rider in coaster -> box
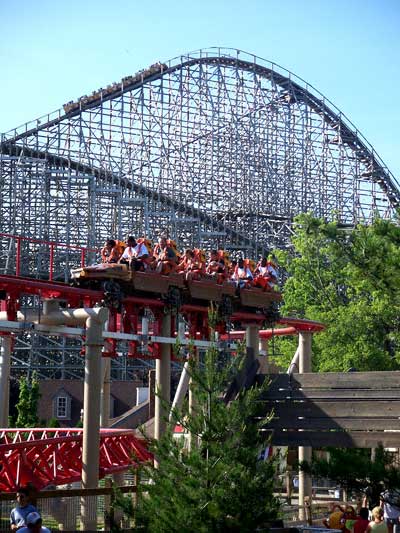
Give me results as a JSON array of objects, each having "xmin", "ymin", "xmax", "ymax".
[
  {"xmin": 119, "ymin": 236, "xmax": 149, "ymax": 271},
  {"xmin": 253, "ymin": 257, "xmax": 273, "ymax": 290},
  {"xmin": 232, "ymin": 257, "xmax": 253, "ymax": 289},
  {"xmin": 206, "ymin": 250, "xmax": 226, "ymax": 283},
  {"xmin": 153, "ymin": 237, "xmax": 177, "ymax": 274},
  {"xmin": 266, "ymin": 256, "xmax": 279, "ymax": 286},
  {"xmin": 101, "ymin": 239, "xmax": 121, "ymax": 263}
]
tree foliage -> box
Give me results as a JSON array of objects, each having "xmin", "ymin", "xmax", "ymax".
[
  {"xmin": 274, "ymin": 213, "xmax": 400, "ymax": 372},
  {"xmin": 15, "ymin": 373, "xmax": 41, "ymax": 428},
  {"xmin": 116, "ymin": 346, "xmax": 280, "ymax": 532},
  {"xmin": 301, "ymin": 446, "xmax": 400, "ymax": 505}
]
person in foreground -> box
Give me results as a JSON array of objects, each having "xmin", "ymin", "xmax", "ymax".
[
  {"xmin": 366, "ymin": 506, "xmax": 388, "ymax": 533},
  {"xmin": 353, "ymin": 507, "xmax": 370, "ymax": 533},
  {"xmin": 17, "ymin": 512, "xmax": 51, "ymax": 533},
  {"xmin": 10, "ymin": 488, "xmax": 38, "ymax": 530}
]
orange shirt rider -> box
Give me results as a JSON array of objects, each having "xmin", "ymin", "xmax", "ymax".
[{"xmin": 154, "ymin": 237, "xmax": 177, "ymax": 274}]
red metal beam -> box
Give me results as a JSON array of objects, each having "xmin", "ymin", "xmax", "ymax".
[
  {"xmin": 0, "ymin": 428, "xmax": 152, "ymax": 492},
  {"xmin": 0, "ymin": 275, "xmax": 103, "ymax": 300}
]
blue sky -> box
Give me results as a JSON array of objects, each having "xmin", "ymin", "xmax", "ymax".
[{"xmin": 1, "ymin": 0, "xmax": 399, "ymax": 179}]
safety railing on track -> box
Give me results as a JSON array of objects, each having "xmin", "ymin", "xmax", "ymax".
[
  {"xmin": 0, "ymin": 428, "xmax": 152, "ymax": 492},
  {"xmin": 0, "ymin": 233, "xmax": 98, "ymax": 281}
]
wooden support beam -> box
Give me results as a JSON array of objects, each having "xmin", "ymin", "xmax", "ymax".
[
  {"xmin": 265, "ymin": 371, "xmax": 400, "ymax": 390},
  {"xmin": 264, "ymin": 389, "xmax": 400, "ymax": 400},
  {"xmin": 264, "ymin": 416, "xmax": 400, "ymax": 431},
  {"xmin": 267, "ymin": 430, "xmax": 400, "ymax": 448},
  {"xmin": 262, "ymin": 400, "xmax": 400, "ymax": 418}
]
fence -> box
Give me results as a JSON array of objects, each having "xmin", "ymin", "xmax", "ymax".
[
  {"xmin": 0, "ymin": 232, "xmax": 97, "ymax": 281},
  {"xmin": 0, "ymin": 484, "xmax": 137, "ymax": 532}
]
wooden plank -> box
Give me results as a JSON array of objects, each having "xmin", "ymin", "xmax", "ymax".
[
  {"xmin": 263, "ymin": 389, "xmax": 400, "ymax": 400},
  {"xmin": 262, "ymin": 400, "xmax": 400, "ymax": 418},
  {"xmin": 264, "ymin": 416, "xmax": 400, "ymax": 431},
  {"xmin": 267, "ymin": 430, "xmax": 400, "ymax": 448},
  {"xmin": 265, "ymin": 372, "xmax": 400, "ymax": 391}
]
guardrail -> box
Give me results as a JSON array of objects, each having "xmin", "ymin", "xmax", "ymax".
[
  {"xmin": 0, "ymin": 484, "xmax": 137, "ymax": 531},
  {"xmin": 0, "ymin": 232, "xmax": 97, "ymax": 280}
]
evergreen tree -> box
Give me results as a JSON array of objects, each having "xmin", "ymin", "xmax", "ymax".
[
  {"xmin": 301, "ymin": 446, "xmax": 400, "ymax": 505},
  {"xmin": 15, "ymin": 373, "xmax": 41, "ymax": 428},
  {"xmin": 115, "ymin": 344, "xmax": 280, "ymax": 532}
]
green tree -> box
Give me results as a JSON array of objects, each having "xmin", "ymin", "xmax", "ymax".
[
  {"xmin": 301, "ymin": 446, "xmax": 400, "ymax": 505},
  {"xmin": 274, "ymin": 213, "xmax": 400, "ymax": 372},
  {"xmin": 115, "ymin": 345, "xmax": 280, "ymax": 532},
  {"xmin": 15, "ymin": 373, "xmax": 41, "ymax": 428},
  {"xmin": 47, "ymin": 417, "xmax": 60, "ymax": 428}
]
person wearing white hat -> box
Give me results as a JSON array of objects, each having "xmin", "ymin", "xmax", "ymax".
[{"xmin": 17, "ymin": 512, "xmax": 51, "ymax": 533}]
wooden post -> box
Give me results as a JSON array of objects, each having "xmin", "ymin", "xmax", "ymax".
[
  {"xmin": 286, "ymin": 468, "xmax": 292, "ymax": 504},
  {"xmin": 104, "ymin": 478, "xmax": 113, "ymax": 530}
]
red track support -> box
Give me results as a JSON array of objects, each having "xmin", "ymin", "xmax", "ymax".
[{"xmin": 0, "ymin": 428, "xmax": 152, "ymax": 492}]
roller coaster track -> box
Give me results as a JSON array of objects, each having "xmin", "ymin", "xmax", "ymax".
[
  {"xmin": 0, "ymin": 428, "xmax": 152, "ymax": 492},
  {"xmin": 0, "ymin": 142, "xmax": 267, "ymax": 254},
  {"xmin": 2, "ymin": 51, "xmax": 399, "ymax": 207}
]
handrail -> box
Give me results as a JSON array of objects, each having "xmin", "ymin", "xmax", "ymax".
[{"xmin": 0, "ymin": 232, "xmax": 97, "ymax": 279}]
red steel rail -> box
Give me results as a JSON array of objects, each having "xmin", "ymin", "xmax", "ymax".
[
  {"xmin": 0, "ymin": 232, "xmax": 96, "ymax": 280},
  {"xmin": 0, "ymin": 428, "xmax": 152, "ymax": 492}
]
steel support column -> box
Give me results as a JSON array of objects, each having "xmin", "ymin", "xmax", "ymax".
[
  {"xmin": 298, "ymin": 332, "xmax": 312, "ymax": 521},
  {"xmin": 154, "ymin": 313, "xmax": 171, "ymax": 441},
  {"xmin": 100, "ymin": 358, "xmax": 111, "ymax": 428},
  {"xmin": 245, "ymin": 325, "xmax": 259, "ymax": 359},
  {"xmin": 79, "ymin": 309, "xmax": 109, "ymax": 531}
]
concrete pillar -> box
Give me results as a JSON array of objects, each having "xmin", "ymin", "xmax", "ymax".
[
  {"xmin": 154, "ymin": 313, "xmax": 171, "ymax": 441},
  {"xmin": 0, "ymin": 336, "xmax": 12, "ymax": 427},
  {"xmin": 245, "ymin": 325, "xmax": 259, "ymax": 359},
  {"xmin": 298, "ymin": 332, "xmax": 313, "ymax": 521},
  {"xmin": 80, "ymin": 310, "xmax": 108, "ymax": 531},
  {"xmin": 100, "ymin": 358, "xmax": 111, "ymax": 427}
]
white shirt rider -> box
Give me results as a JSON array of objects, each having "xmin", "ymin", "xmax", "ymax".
[{"xmin": 121, "ymin": 243, "xmax": 148, "ymax": 261}]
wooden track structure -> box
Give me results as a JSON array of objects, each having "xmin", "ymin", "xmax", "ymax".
[{"xmin": 260, "ymin": 371, "xmax": 400, "ymax": 448}]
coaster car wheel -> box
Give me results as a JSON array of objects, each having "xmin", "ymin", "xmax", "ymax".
[
  {"xmin": 102, "ymin": 280, "xmax": 124, "ymax": 310},
  {"xmin": 262, "ymin": 301, "xmax": 280, "ymax": 325},
  {"xmin": 163, "ymin": 286, "xmax": 182, "ymax": 312}
]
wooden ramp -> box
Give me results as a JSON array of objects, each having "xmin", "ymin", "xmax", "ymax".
[{"xmin": 260, "ymin": 371, "xmax": 400, "ymax": 447}]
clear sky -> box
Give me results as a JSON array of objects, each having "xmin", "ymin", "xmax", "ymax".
[{"xmin": 1, "ymin": 0, "xmax": 399, "ymax": 179}]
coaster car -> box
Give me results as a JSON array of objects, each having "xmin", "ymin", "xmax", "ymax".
[{"xmin": 70, "ymin": 263, "xmax": 282, "ymax": 313}]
